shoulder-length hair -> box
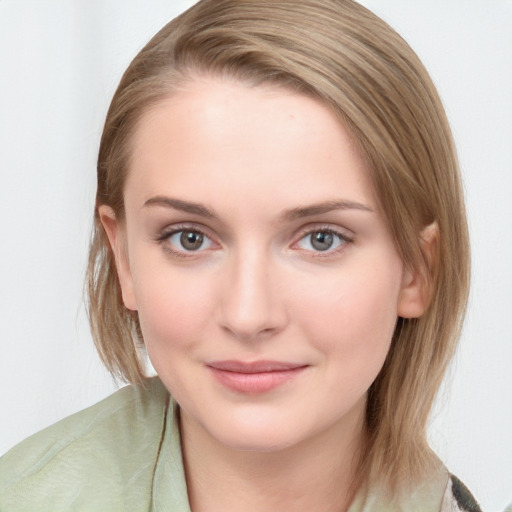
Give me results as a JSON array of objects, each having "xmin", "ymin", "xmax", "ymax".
[{"xmin": 87, "ymin": 0, "xmax": 470, "ymax": 497}]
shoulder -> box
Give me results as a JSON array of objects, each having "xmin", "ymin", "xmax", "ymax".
[
  {"xmin": 440, "ymin": 474, "xmax": 483, "ymax": 512},
  {"xmin": 0, "ymin": 377, "xmax": 170, "ymax": 512}
]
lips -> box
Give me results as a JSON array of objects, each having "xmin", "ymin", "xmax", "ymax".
[
  {"xmin": 208, "ymin": 360, "xmax": 306, "ymax": 373},
  {"xmin": 207, "ymin": 360, "xmax": 308, "ymax": 394}
]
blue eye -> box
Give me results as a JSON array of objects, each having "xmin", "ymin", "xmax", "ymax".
[
  {"xmin": 167, "ymin": 230, "xmax": 213, "ymax": 252},
  {"xmin": 296, "ymin": 230, "xmax": 347, "ymax": 252}
]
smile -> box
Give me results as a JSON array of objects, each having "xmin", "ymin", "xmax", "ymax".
[{"xmin": 207, "ymin": 360, "xmax": 308, "ymax": 394}]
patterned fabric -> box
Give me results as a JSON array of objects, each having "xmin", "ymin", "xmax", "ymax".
[
  {"xmin": 0, "ymin": 379, "xmax": 190, "ymax": 512},
  {"xmin": 440, "ymin": 475, "xmax": 482, "ymax": 512},
  {"xmin": 0, "ymin": 378, "xmax": 482, "ymax": 512}
]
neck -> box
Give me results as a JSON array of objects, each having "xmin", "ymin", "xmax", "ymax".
[{"xmin": 179, "ymin": 405, "xmax": 366, "ymax": 512}]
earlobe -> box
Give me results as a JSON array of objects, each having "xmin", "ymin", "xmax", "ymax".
[
  {"xmin": 98, "ymin": 205, "xmax": 138, "ymax": 311},
  {"xmin": 397, "ymin": 222, "xmax": 438, "ymax": 319}
]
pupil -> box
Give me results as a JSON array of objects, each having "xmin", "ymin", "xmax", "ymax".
[
  {"xmin": 311, "ymin": 231, "xmax": 333, "ymax": 251},
  {"xmin": 180, "ymin": 231, "xmax": 203, "ymax": 250}
]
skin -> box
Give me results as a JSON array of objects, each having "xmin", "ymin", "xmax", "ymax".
[{"xmin": 100, "ymin": 77, "xmax": 427, "ymax": 512}]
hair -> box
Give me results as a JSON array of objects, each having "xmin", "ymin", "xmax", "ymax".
[{"xmin": 87, "ymin": 0, "xmax": 470, "ymax": 499}]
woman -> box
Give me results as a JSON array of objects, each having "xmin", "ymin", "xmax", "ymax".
[{"xmin": 0, "ymin": 1, "xmax": 483, "ymax": 510}]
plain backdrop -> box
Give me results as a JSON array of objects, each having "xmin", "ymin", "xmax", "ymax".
[{"xmin": 0, "ymin": 1, "xmax": 511, "ymax": 510}]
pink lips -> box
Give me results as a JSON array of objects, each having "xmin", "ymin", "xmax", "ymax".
[{"xmin": 207, "ymin": 360, "xmax": 308, "ymax": 394}]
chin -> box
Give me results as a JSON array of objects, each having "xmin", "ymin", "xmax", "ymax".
[
  {"xmin": 199, "ymin": 408, "xmax": 314, "ymax": 454},
  {"xmin": 213, "ymin": 428, "xmax": 302, "ymax": 454}
]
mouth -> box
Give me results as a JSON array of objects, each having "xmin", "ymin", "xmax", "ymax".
[{"xmin": 206, "ymin": 360, "xmax": 308, "ymax": 394}]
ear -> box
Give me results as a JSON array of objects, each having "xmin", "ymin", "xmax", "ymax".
[
  {"xmin": 98, "ymin": 205, "xmax": 138, "ymax": 311},
  {"xmin": 397, "ymin": 222, "xmax": 438, "ymax": 319}
]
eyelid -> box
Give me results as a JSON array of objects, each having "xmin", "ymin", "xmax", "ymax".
[
  {"xmin": 292, "ymin": 222, "xmax": 354, "ymax": 240},
  {"xmin": 290, "ymin": 223, "xmax": 354, "ymax": 255},
  {"xmin": 155, "ymin": 220, "xmax": 215, "ymax": 238},
  {"xmin": 153, "ymin": 222, "xmax": 353, "ymax": 258},
  {"xmin": 155, "ymin": 222, "xmax": 220, "ymax": 256}
]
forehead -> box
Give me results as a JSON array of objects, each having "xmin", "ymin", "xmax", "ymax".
[{"xmin": 125, "ymin": 78, "xmax": 376, "ymax": 215}]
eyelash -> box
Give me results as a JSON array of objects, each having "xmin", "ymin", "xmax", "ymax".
[
  {"xmin": 292, "ymin": 225, "xmax": 354, "ymax": 258},
  {"xmin": 155, "ymin": 224, "xmax": 354, "ymax": 258},
  {"xmin": 155, "ymin": 224, "xmax": 217, "ymax": 258}
]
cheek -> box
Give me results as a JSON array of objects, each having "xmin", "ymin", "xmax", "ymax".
[
  {"xmin": 294, "ymin": 267, "xmax": 400, "ymax": 373},
  {"xmin": 130, "ymin": 260, "xmax": 216, "ymax": 354}
]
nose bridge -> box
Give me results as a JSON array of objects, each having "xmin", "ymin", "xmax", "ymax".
[{"xmin": 219, "ymin": 243, "xmax": 285, "ymax": 339}]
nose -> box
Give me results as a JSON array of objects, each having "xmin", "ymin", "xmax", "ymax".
[{"xmin": 218, "ymin": 249, "xmax": 288, "ymax": 340}]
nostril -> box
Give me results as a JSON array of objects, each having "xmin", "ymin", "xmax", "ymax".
[{"xmin": 221, "ymin": 322, "xmax": 279, "ymax": 341}]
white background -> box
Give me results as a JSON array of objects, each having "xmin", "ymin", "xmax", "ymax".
[{"xmin": 0, "ymin": 1, "xmax": 510, "ymax": 510}]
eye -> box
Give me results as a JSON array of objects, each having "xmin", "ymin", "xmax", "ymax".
[
  {"xmin": 295, "ymin": 229, "xmax": 350, "ymax": 253},
  {"xmin": 167, "ymin": 229, "xmax": 214, "ymax": 252}
]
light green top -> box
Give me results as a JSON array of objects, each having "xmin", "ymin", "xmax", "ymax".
[{"xmin": 0, "ymin": 378, "xmax": 453, "ymax": 512}]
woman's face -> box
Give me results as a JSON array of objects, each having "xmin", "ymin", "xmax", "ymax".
[{"xmin": 101, "ymin": 78, "xmax": 423, "ymax": 453}]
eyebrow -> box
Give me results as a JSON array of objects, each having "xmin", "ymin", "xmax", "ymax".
[
  {"xmin": 143, "ymin": 196, "xmax": 373, "ymax": 220},
  {"xmin": 281, "ymin": 199, "xmax": 373, "ymax": 221},
  {"xmin": 143, "ymin": 196, "xmax": 215, "ymax": 218}
]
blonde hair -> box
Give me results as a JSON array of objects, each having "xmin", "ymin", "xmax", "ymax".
[{"xmin": 87, "ymin": 0, "xmax": 470, "ymax": 497}]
